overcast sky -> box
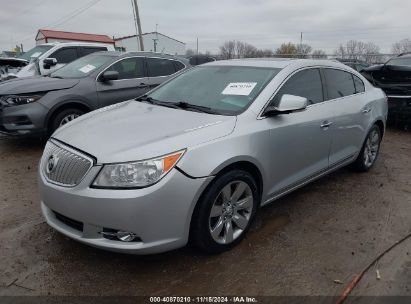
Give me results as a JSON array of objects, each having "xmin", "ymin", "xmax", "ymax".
[{"xmin": 0, "ymin": 0, "xmax": 410, "ymax": 54}]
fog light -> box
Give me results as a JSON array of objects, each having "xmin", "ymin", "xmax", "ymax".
[
  {"xmin": 100, "ymin": 230, "xmax": 139, "ymax": 242},
  {"xmin": 116, "ymin": 231, "xmax": 138, "ymax": 242}
]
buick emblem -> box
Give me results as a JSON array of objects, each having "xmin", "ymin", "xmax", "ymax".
[{"xmin": 46, "ymin": 155, "xmax": 58, "ymax": 174}]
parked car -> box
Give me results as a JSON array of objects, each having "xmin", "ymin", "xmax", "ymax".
[
  {"xmin": 188, "ymin": 54, "xmax": 217, "ymax": 66},
  {"xmin": 361, "ymin": 53, "xmax": 411, "ymax": 128},
  {"xmin": 0, "ymin": 57, "xmax": 29, "ymax": 82},
  {"xmin": 0, "ymin": 52, "xmax": 189, "ymax": 136},
  {"xmin": 0, "ymin": 42, "xmax": 115, "ymax": 81},
  {"xmin": 39, "ymin": 59, "xmax": 387, "ymax": 254},
  {"xmin": 337, "ymin": 59, "xmax": 369, "ymax": 72}
]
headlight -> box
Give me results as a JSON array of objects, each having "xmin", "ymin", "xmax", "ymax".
[
  {"xmin": 92, "ymin": 150, "xmax": 185, "ymax": 189},
  {"xmin": 1, "ymin": 94, "xmax": 43, "ymax": 106}
]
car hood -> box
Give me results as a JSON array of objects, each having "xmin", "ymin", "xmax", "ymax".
[
  {"xmin": 53, "ymin": 100, "xmax": 237, "ymax": 163},
  {"xmin": 362, "ymin": 64, "xmax": 384, "ymax": 72},
  {"xmin": 0, "ymin": 76, "xmax": 79, "ymax": 94}
]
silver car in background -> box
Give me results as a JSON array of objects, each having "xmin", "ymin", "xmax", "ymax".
[{"xmin": 39, "ymin": 59, "xmax": 387, "ymax": 254}]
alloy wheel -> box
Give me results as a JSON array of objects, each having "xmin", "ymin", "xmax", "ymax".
[
  {"xmin": 209, "ymin": 181, "xmax": 254, "ymax": 244},
  {"xmin": 363, "ymin": 128, "xmax": 380, "ymax": 168},
  {"xmin": 59, "ymin": 114, "xmax": 80, "ymax": 127}
]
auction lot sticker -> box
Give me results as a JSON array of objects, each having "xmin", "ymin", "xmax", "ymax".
[
  {"xmin": 79, "ymin": 64, "xmax": 96, "ymax": 73},
  {"xmin": 222, "ymin": 82, "xmax": 257, "ymax": 96}
]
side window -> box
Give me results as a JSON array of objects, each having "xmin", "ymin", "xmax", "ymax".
[
  {"xmin": 147, "ymin": 58, "xmax": 176, "ymax": 77},
  {"xmin": 106, "ymin": 57, "xmax": 145, "ymax": 80},
  {"xmin": 353, "ymin": 75, "xmax": 365, "ymax": 93},
  {"xmin": 273, "ymin": 69, "xmax": 324, "ymax": 105},
  {"xmin": 81, "ymin": 47, "xmax": 107, "ymax": 56},
  {"xmin": 174, "ymin": 60, "xmax": 185, "ymax": 72},
  {"xmin": 51, "ymin": 47, "xmax": 78, "ymax": 64},
  {"xmin": 323, "ymin": 69, "xmax": 356, "ymax": 100}
]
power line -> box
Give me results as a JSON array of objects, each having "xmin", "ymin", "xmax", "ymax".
[{"xmin": 14, "ymin": 0, "xmax": 103, "ymax": 43}]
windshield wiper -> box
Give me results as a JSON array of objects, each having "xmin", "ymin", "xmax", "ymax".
[
  {"xmin": 170, "ymin": 101, "xmax": 219, "ymax": 114},
  {"xmin": 50, "ymin": 75, "xmax": 63, "ymax": 79},
  {"xmin": 135, "ymin": 96, "xmax": 180, "ymax": 109}
]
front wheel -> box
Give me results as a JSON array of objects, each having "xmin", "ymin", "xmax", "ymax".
[
  {"xmin": 50, "ymin": 108, "xmax": 85, "ymax": 134},
  {"xmin": 352, "ymin": 125, "xmax": 381, "ymax": 172},
  {"xmin": 190, "ymin": 170, "xmax": 259, "ymax": 254}
]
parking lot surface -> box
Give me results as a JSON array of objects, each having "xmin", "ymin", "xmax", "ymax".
[{"xmin": 0, "ymin": 129, "xmax": 410, "ymax": 297}]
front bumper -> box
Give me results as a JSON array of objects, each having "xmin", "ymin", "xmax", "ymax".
[
  {"xmin": 0, "ymin": 102, "xmax": 48, "ymax": 136},
  {"xmin": 39, "ymin": 164, "xmax": 213, "ymax": 254}
]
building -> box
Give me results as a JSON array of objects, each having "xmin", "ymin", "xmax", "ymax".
[
  {"xmin": 114, "ymin": 32, "xmax": 185, "ymax": 55},
  {"xmin": 35, "ymin": 29, "xmax": 115, "ymax": 46}
]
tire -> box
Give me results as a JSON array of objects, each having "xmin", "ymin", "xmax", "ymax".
[
  {"xmin": 190, "ymin": 169, "xmax": 259, "ymax": 254},
  {"xmin": 351, "ymin": 125, "xmax": 382, "ymax": 172},
  {"xmin": 50, "ymin": 108, "xmax": 85, "ymax": 134}
]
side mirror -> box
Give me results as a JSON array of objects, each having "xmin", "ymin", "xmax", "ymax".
[
  {"xmin": 43, "ymin": 58, "xmax": 57, "ymax": 69},
  {"xmin": 100, "ymin": 71, "xmax": 119, "ymax": 82},
  {"xmin": 264, "ymin": 94, "xmax": 308, "ymax": 116}
]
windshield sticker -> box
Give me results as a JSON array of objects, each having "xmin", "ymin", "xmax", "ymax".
[
  {"xmin": 30, "ymin": 52, "xmax": 42, "ymax": 58},
  {"xmin": 79, "ymin": 64, "xmax": 96, "ymax": 73},
  {"xmin": 221, "ymin": 82, "xmax": 257, "ymax": 96}
]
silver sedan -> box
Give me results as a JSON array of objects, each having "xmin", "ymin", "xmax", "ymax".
[{"xmin": 39, "ymin": 58, "xmax": 387, "ymax": 254}]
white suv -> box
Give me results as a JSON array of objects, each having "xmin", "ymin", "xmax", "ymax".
[{"xmin": 9, "ymin": 42, "xmax": 115, "ymax": 79}]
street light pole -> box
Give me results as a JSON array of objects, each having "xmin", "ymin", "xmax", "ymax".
[{"xmin": 132, "ymin": 0, "xmax": 144, "ymax": 51}]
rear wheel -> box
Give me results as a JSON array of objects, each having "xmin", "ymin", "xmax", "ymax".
[
  {"xmin": 352, "ymin": 125, "xmax": 381, "ymax": 172},
  {"xmin": 50, "ymin": 108, "xmax": 85, "ymax": 134},
  {"xmin": 190, "ymin": 170, "xmax": 259, "ymax": 254}
]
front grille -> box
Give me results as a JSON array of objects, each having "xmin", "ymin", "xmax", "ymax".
[
  {"xmin": 53, "ymin": 211, "xmax": 84, "ymax": 232},
  {"xmin": 41, "ymin": 140, "xmax": 94, "ymax": 187}
]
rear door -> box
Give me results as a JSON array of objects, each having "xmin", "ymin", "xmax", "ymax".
[
  {"xmin": 96, "ymin": 56, "xmax": 149, "ymax": 107},
  {"xmin": 322, "ymin": 68, "xmax": 370, "ymax": 165},
  {"xmin": 263, "ymin": 68, "xmax": 334, "ymax": 197},
  {"xmin": 145, "ymin": 57, "xmax": 185, "ymax": 89}
]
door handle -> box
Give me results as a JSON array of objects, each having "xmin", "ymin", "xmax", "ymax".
[
  {"xmin": 362, "ymin": 108, "xmax": 371, "ymax": 114},
  {"xmin": 320, "ymin": 121, "xmax": 333, "ymax": 129},
  {"xmin": 138, "ymin": 83, "xmax": 149, "ymax": 88}
]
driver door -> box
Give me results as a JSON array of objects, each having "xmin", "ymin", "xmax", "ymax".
[
  {"xmin": 96, "ymin": 56, "xmax": 149, "ymax": 108},
  {"xmin": 263, "ymin": 68, "xmax": 335, "ymax": 197}
]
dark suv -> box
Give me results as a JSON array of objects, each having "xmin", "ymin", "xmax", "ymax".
[
  {"xmin": 337, "ymin": 59, "xmax": 369, "ymax": 72},
  {"xmin": 361, "ymin": 53, "xmax": 411, "ymax": 128},
  {"xmin": 0, "ymin": 52, "xmax": 189, "ymax": 136}
]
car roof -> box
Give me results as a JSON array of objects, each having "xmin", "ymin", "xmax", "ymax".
[
  {"xmin": 39, "ymin": 42, "xmax": 113, "ymax": 47},
  {"xmin": 203, "ymin": 58, "xmax": 350, "ymax": 70}
]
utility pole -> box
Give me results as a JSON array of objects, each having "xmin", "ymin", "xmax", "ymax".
[
  {"xmin": 153, "ymin": 23, "xmax": 158, "ymax": 52},
  {"xmin": 196, "ymin": 37, "xmax": 199, "ymax": 55},
  {"xmin": 300, "ymin": 32, "xmax": 303, "ymax": 58},
  {"xmin": 131, "ymin": 0, "xmax": 144, "ymax": 51}
]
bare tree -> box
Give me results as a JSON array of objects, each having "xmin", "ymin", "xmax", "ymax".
[
  {"xmin": 334, "ymin": 40, "xmax": 381, "ymax": 63},
  {"xmin": 392, "ymin": 39, "xmax": 411, "ymax": 55},
  {"xmin": 312, "ymin": 49, "xmax": 327, "ymax": 59},
  {"xmin": 296, "ymin": 43, "xmax": 312, "ymax": 58},
  {"xmin": 219, "ymin": 41, "xmax": 236, "ymax": 59},
  {"xmin": 275, "ymin": 42, "xmax": 298, "ymax": 57}
]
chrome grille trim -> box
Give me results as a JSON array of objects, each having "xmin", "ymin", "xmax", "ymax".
[{"xmin": 41, "ymin": 140, "xmax": 94, "ymax": 187}]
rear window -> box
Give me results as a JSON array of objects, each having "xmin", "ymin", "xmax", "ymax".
[
  {"xmin": 353, "ymin": 75, "xmax": 365, "ymax": 93},
  {"xmin": 147, "ymin": 58, "xmax": 176, "ymax": 77},
  {"xmin": 323, "ymin": 69, "xmax": 356, "ymax": 100}
]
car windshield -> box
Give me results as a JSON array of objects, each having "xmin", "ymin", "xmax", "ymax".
[
  {"xmin": 147, "ymin": 65, "xmax": 280, "ymax": 115},
  {"xmin": 50, "ymin": 54, "xmax": 115, "ymax": 79},
  {"xmin": 386, "ymin": 57, "xmax": 411, "ymax": 67},
  {"xmin": 17, "ymin": 45, "xmax": 53, "ymax": 62}
]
